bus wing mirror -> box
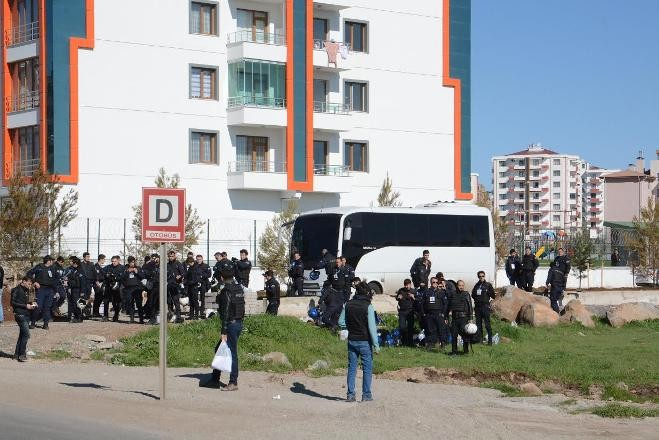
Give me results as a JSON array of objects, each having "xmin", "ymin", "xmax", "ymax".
[{"xmin": 343, "ymin": 227, "xmax": 352, "ymax": 241}]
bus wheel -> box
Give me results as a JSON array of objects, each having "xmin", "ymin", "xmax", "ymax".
[{"xmin": 368, "ymin": 282, "xmax": 383, "ymax": 296}]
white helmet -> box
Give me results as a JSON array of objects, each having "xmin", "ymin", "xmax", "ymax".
[
  {"xmin": 141, "ymin": 278, "xmax": 148, "ymax": 287},
  {"xmin": 179, "ymin": 296, "xmax": 189, "ymax": 306},
  {"xmin": 464, "ymin": 323, "xmax": 478, "ymax": 335},
  {"xmin": 112, "ymin": 282, "xmax": 120, "ymax": 291}
]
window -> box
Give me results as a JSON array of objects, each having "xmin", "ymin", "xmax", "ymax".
[
  {"xmin": 533, "ymin": 215, "xmax": 540, "ymax": 222},
  {"xmin": 190, "ymin": 66, "xmax": 217, "ymax": 99},
  {"xmin": 228, "ymin": 60, "xmax": 285, "ymax": 107},
  {"xmin": 517, "ymin": 193, "xmax": 524, "ymax": 200},
  {"xmin": 553, "ymin": 182, "xmax": 560, "ymax": 188},
  {"xmin": 591, "ymin": 202, "xmax": 596, "ymax": 208},
  {"xmin": 499, "ymin": 160, "xmax": 506, "ymax": 167},
  {"xmin": 499, "ymin": 194, "xmax": 507, "ymax": 200},
  {"xmin": 569, "ymin": 193, "xmax": 577, "ymax": 200},
  {"xmin": 344, "ymin": 142, "xmax": 367, "ymax": 172},
  {"xmin": 532, "ymin": 170, "xmax": 539, "ymax": 177},
  {"xmin": 533, "ymin": 182, "xmax": 539, "ymax": 188},
  {"xmin": 344, "ymin": 21, "xmax": 367, "ymax": 52},
  {"xmin": 313, "ymin": 18, "xmax": 328, "ymax": 47},
  {"xmin": 237, "ymin": 8, "xmax": 269, "ymax": 43},
  {"xmin": 190, "ymin": 2, "xmax": 217, "ymax": 35},
  {"xmin": 517, "ymin": 182, "xmax": 524, "ymax": 188},
  {"xmin": 570, "ymin": 182, "xmax": 576, "ymax": 188},
  {"xmin": 518, "ymin": 171, "xmax": 524, "ymax": 177},
  {"xmin": 553, "ymin": 159, "xmax": 560, "ymax": 165},
  {"xmin": 532, "ymin": 193, "xmax": 539, "ymax": 199},
  {"xmin": 553, "ymin": 170, "xmax": 560, "ymax": 177},
  {"xmin": 532, "ymin": 159, "xmax": 541, "ymax": 166},
  {"xmin": 591, "ymin": 222, "xmax": 596, "ymax": 228},
  {"xmin": 498, "ymin": 183, "xmax": 506, "ymax": 189},
  {"xmin": 313, "ymin": 140, "xmax": 329, "ymax": 174},
  {"xmin": 313, "ymin": 79, "xmax": 328, "ymax": 108},
  {"xmin": 344, "ymin": 81, "xmax": 368, "ymax": 112},
  {"xmin": 553, "ymin": 204, "xmax": 560, "ymax": 210},
  {"xmin": 189, "ymin": 131, "xmax": 218, "ymax": 164},
  {"xmin": 590, "ymin": 193, "xmax": 596, "ymax": 198},
  {"xmin": 553, "ymin": 215, "xmax": 560, "ymax": 222},
  {"xmin": 236, "ymin": 135, "xmax": 269, "ymax": 171},
  {"xmin": 553, "ymin": 193, "xmax": 560, "ymax": 199},
  {"xmin": 498, "ymin": 172, "xmax": 505, "ymax": 178},
  {"xmin": 533, "ymin": 204, "xmax": 540, "ymax": 210}
]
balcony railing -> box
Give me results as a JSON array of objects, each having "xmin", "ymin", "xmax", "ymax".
[
  {"xmin": 313, "ymin": 39, "xmax": 350, "ymax": 51},
  {"xmin": 6, "ymin": 91, "xmax": 40, "ymax": 112},
  {"xmin": 5, "ymin": 21, "xmax": 39, "ymax": 47},
  {"xmin": 226, "ymin": 29, "xmax": 285, "ymax": 46},
  {"xmin": 313, "ymin": 101, "xmax": 351, "ymax": 114},
  {"xmin": 227, "ymin": 96, "xmax": 286, "ymax": 109},
  {"xmin": 13, "ymin": 158, "xmax": 40, "ymax": 176},
  {"xmin": 313, "ymin": 164, "xmax": 350, "ymax": 176},
  {"xmin": 228, "ymin": 160, "xmax": 287, "ymax": 173}
]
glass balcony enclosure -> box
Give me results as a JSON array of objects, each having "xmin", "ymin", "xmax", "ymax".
[{"xmin": 228, "ymin": 60, "xmax": 285, "ymax": 108}]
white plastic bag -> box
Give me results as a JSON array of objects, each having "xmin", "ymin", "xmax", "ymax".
[{"xmin": 211, "ymin": 341, "xmax": 232, "ymax": 372}]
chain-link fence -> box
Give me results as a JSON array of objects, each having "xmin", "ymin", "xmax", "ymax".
[{"xmin": 55, "ymin": 217, "xmax": 269, "ymax": 265}]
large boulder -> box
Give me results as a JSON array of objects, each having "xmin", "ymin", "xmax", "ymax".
[
  {"xmin": 518, "ymin": 302, "xmax": 559, "ymax": 327},
  {"xmin": 491, "ymin": 286, "xmax": 550, "ymax": 322},
  {"xmin": 559, "ymin": 299, "xmax": 595, "ymax": 328},
  {"xmin": 606, "ymin": 302, "xmax": 659, "ymax": 328}
]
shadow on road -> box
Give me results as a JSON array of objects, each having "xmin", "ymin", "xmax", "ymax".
[
  {"xmin": 59, "ymin": 382, "xmax": 158, "ymax": 400},
  {"xmin": 177, "ymin": 372, "xmax": 226, "ymax": 388},
  {"xmin": 290, "ymin": 382, "xmax": 345, "ymax": 402},
  {"xmin": 0, "ymin": 351, "xmax": 15, "ymax": 359}
]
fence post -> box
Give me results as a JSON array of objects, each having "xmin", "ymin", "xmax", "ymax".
[
  {"xmin": 97, "ymin": 219, "xmax": 101, "ymax": 258},
  {"xmin": 206, "ymin": 219, "xmax": 210, "ymax": 263},
  {"xmin": 123, "ymin": 218, "xmax": 127, "ymax": 258},
  {"xmin": 253, "ymin": 220, "xmax": 257, "ymax": 267},
  {"xmin": 86, "ymin": 218, "xmax": 90, "ymax": 253},
  {"xmin": 57, "ymin": 225, "xmax": 61, "ymax": 256}
]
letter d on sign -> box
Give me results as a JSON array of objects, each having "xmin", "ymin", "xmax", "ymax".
[{"xmin": 156, "ymin": 199, "xmax": 173, "ymax": 223}]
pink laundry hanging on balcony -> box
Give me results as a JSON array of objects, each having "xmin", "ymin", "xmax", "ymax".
[{"xmin": 324, "ymin": 41, "xmax": 339, "ymax": 67}]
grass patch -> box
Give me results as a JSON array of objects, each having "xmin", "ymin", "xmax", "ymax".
[
  {"xmin": 45, "ymin": 349, "xmax": 71, "ymax": 361},
  {"xmin": 557, "ymin": 399, "xmax": 577, "ymax": 406},
  {"xmin": 112, "ymin": 315, "xmax": 659, "ymax": 402},
  {"xmin": 90, "ymin": 350, "xmax": 106, "ymax": 361},
  {"xmin": 480, "ymin": 381, "xmax": 525, "ymax": 397},
  {"xmin": 587, "ymin": 403, "xmax": 658, "ymax": 418}
]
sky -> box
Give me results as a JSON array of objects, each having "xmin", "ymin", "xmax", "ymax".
[{"xmin": 471, "ymin": 0, "xmax": 659, "ymax": 189}]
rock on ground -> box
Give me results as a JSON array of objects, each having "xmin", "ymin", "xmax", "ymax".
[
  {"xmin": 491, "ymin": 286, "xmax": 550, "ymax": 322},
  {"xmin": 262, "ymin": 352, "xmax": 292, "ymax": 368},
  {"xmin": 309, "ymin": 360, "xmax": 330, "ymax": 370},
  {"xmin": 84, "ymin": 334, "xmax": 106, "ymax": 343},
  {"xmin": 559, "ymin": 299, "xmax": 595, "ymax": 328},
  {"xmin": 519, "ymin": 382, "xmax": 543, "ymax": 396},
  {"xmin": 518, "ymin": 302, "xmax": 559, "ymax": 327},
  {"xmin": 606, "ymin": 302, "xmax": 659, "ymax": 327},
  {"xmin": 585, "ymin": 305, "xmax": 613, "ymax": 319}
]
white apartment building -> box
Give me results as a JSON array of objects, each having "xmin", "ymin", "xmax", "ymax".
[
  {"xmin": 0, "ymin": 0, "xmax": 473, "ymax": 243},
  {"xmin": 581, "ymin": 163, "xmax": 618, "ymax": 236},
  {"xmin": 492, "ymin": 144, "xmax": 585, "ymax": 237}
]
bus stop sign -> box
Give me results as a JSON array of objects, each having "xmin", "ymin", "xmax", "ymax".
[{"xmin": 142, "ymin": 188, "xmax": 186, "ymax": 243}]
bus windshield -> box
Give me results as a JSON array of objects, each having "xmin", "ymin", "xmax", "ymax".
[{"xmin": 291, "ymin": 214, "xmax": 341, "ymax": 269}]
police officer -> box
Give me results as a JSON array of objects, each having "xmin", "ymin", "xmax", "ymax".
[
  {"xmin": 505, "ymin": 249, "xmax": 522, "ymax": 288},
  {"xmin": 200, "ymin": 275, "xmax": 245, "ymax": 391},
  {"xmin": 520, "ymin": 247, "xmax": 539, "ymax": 292},
  {"xmin": 340, "ymin": 256, "xmax": 355, "ymax": 302},
  {"xmin": 213, "ymin": 252, "xmax": 235, "ymax": 288},
  {"xmin": 413, "ymin": 281, "xmax": 428, "ymax": 340},
  {"xmin": 410, "ymin": 250, "xmax": 432, "ymax": 289},
  {"xmin": 263, "ymin": 270, "xmax": 280, "ymax": 315},
  {"xmin": 315, "ymin": 249, "xmax": 335, "ymax": 277},
  {"xmin": 448, "ymin": 280, "xmax": 473, "ymax": 355},
  {"xmin": 67, "ymin": 257, "xmax": 86, "ymax": 323},
  {"xmin": 321, "ymin": 260, "xmax": 345, "ymax": 330},
  {"xmin": 234, "ymin": 249, "xmax": 252, "ymax": 288},
  {"xmin": 92, "ymin": 254, "xmax": 106, "ymax": 319},
  {"xmin": 27, "ymin": 255, "xmax": 57, "ymax": 330},
  {"xmin": 395, "ymin": 279, "xmax": 416, "ymax": 347},
  {"xmin": 102, "ymin": 255, "xmax": 125, "ymax": 322},
  {"xmin": 184, "ymin": 256, "xmax": 200, "ymax": 320},
  {"xmin": 195, "ymin": 255, "xmax": 212, "ymax": 317},
  {"xmin": 122, "ymin": 256, "xmax": 145, "ymax": 324},
  {"xmin": 288, "ymin": 252, "xmax": 304, "ymax": 297},
  {"xmin": 166, "ymin": 251, "xmax": 185, "ymax": 323},
  {"xmin": 52, "ymin": 256, "xmax": 68, "ymax": 318},
  {"xmin": 472, "ymin": 271, "xmax": 496, "ymax": 345},
  {"xmin": 11, "ymin": 277, "xmax": 36, "ymax": 362},
  {"xmin": 80, "ymin": 252, "xmax": 96, "ymax": 301},
  {"xmin": 143, "ymin": 253, "xmax": 160, "ymax": 325},
  {"xmin": 546, "ymin": 247, "xmax": 571, "ymax": 313},
  {"xmin": 423, "ymin": 277, "xmax": 449, "ymax": 350}
]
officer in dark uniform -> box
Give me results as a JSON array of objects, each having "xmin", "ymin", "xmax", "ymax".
[
  {"xmin": 102, "ymin": 256, "xmax": 125, "ymax": 322},
  {"xmin": 546, "ymin": 247, "xmax": 571, "ymax": 313},
  {"xmin": 234, "ymin": 249, "xmax": 252, "ymax": 288},
  {"xmin": 52, "ymin": 256, "xmax": 68, "ymax": 318},
  {"xmin": 27, "ymin": 255, "xmax": 57, "ymax": 330},
  {"xmin": 92, "ymin": 254, "xmax": 106, "ymax": 318},
  {"xmin": 410, "ymin": 250, "xmax": 432, "ymax": 289},
  {"xmin": 448, "ymin": 280, "xmax": 473, "ymax": 355},
  {"xmin": 471, "ymin": 271, "xmax": 496, "ymax": 345},
  {"xmin": 340, "ymin": 256, "xmax": 355, "ymax": 302},
  {"xmin": 505, "ymin": 249, "xmax": 522, "ymax": 288},
  {"xmin": 122, "ymin": 256, "xmax": 145, "ymax": 324},
  {"xmin": 200, "ymin": 276, "xmax": 245, "ymax": 391},
  {"xmin": 263, "ymin": 270, "xmax": 280, "ymax": 315},
  {"xmin": 195, "ymin": 255, "xmax": 212, "ymax": 317},
  {"xmin": 213, "ymin": 252, "xmax": 235, "ymax": 289},
  {"xmin": 315, "ymin": 249, "xmax": 335, "ymax": 277},
  {"xmin": 11, "ymin": 276, "xmax": 36, "ymax": 361},
  {"xmin": 184, "ymin": 256, "xmax": 200, "ymax": 320},
  {"xmin": 166, "ymin": 251, "xmax": 185, "ymax": 323},
  {"xmin": 423, "ymin": 277, "xmax": 449, "ymax": 350},
  {"xmin": 520, "ymin": 247, "xmax": 539, "ymax": 292},
  {"xmin": 321, "ymin": 260, "xmax": 345, "ymax": 330},
  {"xmin": 80, "ymin": 252, "xmax": 96, "ymax": 301},
  {"xmin": 66, "ymin": 257, "xmax": 86, "ymax": 323},
  {"xmin": 395, "ymin": 279, "xmax": 416, "ymax": 347},
  {"xmin": 143, "ymin": 253, "xmax": 160, "ymax": 325},
  {"xmin": 288, "ymin": 252, "xmax": 304, "ymax": 297}
]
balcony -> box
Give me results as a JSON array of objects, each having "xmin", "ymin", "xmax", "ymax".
[
  {"xmin": 226, "ymin": 96, "xmax": 287, "ymax": 127},
  {"xmin": 313, "ymin": 165, "xmax": 353, "ymax": 193},
  {"xmin": 589, "ymin": 197, "xmax": 601, "ymax": 203},
  {"xmin": 313, "ymin": 101, "xmax": 351, "ymax": 132},
  {"xmin": 513, "ymin": 164, "xmax": 526, "ymax": 170},
  {"xmin": 5, "ymin": 21, "xmax": 39, "ymax": 62},
  {"xmin": 589, "ymin": 207, "xmax": 602, "ymax": 213},
  {"xmin": 513, "ymin": 186, "xmax": 525, "ymax": 192},
  {"xmin": 589, "ymin": 178, "xmax": 600, "ymax": 185},
  {"xmin": 227, "ymin": 161, "xmax": 287, "ymax": 191},
  {"xmin": 529, "ymin": 186, "xmax": 542, "ymax": 192},
  {"xmin": 529, "ymin": 175, "xmax": 541, "ymax": 180},
  {"xmin": 226, "ymin": 30, "xmax": 286, "ymax": 63},
  {"xmin": 12, "ymin": 158, "xmax": 40, "ymax": 177},
  {"xmin": 313, "ymin": 41, "xmax": 352, "ymax": 72},
  {"xmin": 6, "ymin": 91, "xmax": 40, "ymax": 128},
  {"xmin": 513, "ymin": 175, "xmax": 526, "ymax": 181},
  {"xmin": 313, "ymin": 0, "xmax": 352, "ymax": 10}
]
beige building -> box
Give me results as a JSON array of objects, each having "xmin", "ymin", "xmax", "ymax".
[
  {"xmin": 603, "ymin": 169, "xmax": 655, "ymax": 222},
  {"xmin": 492, "ymin": 144, "xmax": 585, "ymax": 237}
]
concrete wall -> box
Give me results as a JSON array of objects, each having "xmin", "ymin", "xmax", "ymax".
[{"xmin": 494, "ymin": 266, "xmax": 636, "ymax": 289}]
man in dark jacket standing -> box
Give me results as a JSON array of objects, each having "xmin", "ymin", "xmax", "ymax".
[
  {"xmin": 27, "ymin": 255, "xmax": 57, "ymax": 330},
  {"xmin": 339, "ymin": 283, "xmax": 380, "ymax": 402},
  {"xmin": 471, "ymin": 271, "xmax": 496, "ymax": 345},
  {"xmin": 410, "ymin": 250, "xmax": 432, "ymax": 288},
  {"xmin": 122, "ymin": 256, "xmax": 145, "ymax": 324},
  {"xmin": 520, "ymin": 247, "xmax": 539, "ymax": 292},
  {"xmin": 395, "ymin": 279, "xmax": 415, "ymax": 347},
  {"xmin": 263, "ymin": 270, "xmax": 280, "ymax": 315},
  {"xmin": 11, "ymin": 277, "xmax": 36, "ymax": 361},
  {"xmin": 92, "ymin": 254, "xmax": 106, "ymax": 318},
  {"xmin": 195, "ymin": 254, "xmax": 211, "ymax": 316},
  {"xmin": 505, "ymin": 249, "xmax": 522, "ymax": 288},
  {"xmin": 102, "ymin": 256, "xmax": 125, "ymax": 322},
  {"xmin": 66, "ymin": 257, "xmax": 87, "ymax": 323},
  {"xmin": 546, "ymin": 247, "xmax": 571, "ymax": 313},
  {"xmin": 166, "ymin": 251, "xmax": 185, "ymax": 324},
  {"xmin": 423, "ymin": 277, "xmax": 448, "ymax": 350},
  {"xmin": 448, "ymin": 280, "xmax": 473, "ymax": 355},
  {"xmin": 288, "ymin": 252, "xmax": 304, "ymax": 297},
  {"xmin": 80, "ymin": 252, "xmax": 96, "ymax": 300},
  {"xmin": 234, "ymin": 250, "xmax": 252, "ymax": 288}
]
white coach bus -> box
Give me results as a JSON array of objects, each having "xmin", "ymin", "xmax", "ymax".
[{"xmin": 289, "ymin": 204, "xmax": 495, "ymax": 296}]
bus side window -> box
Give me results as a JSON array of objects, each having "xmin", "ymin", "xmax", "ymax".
[{"xmin": 429, "ymin": 215, "xmax": 458, "ymax": 247}]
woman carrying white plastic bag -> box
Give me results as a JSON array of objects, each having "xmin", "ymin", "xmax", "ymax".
[{"xmin": 211, "ymin": 341, "xmax": 232, "ymax": 372}]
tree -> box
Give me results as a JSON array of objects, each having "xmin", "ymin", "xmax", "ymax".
[
  {"xmin": 475, "ymin": 185, "xmax": 509, "ymax": 270},
  {"xmin": 124, "ymin": 168, "xmax": 204, "ymax": 256},
  {"xmin": 377, "ymin": 172, "xmax": 402, "ymax": 207},
  {"xmin": 569, "ymin": 228, "xmax": 594, "ymax": 290},
  {"xmin": 627, "ymin": 196, "xmax": 659, "ymax": 285},
  {"xmin": 257, "ymin": 201, "xmax": 298, "ymax": 282},
  {"xmin": 0, "ymin": 169, "xmax": 78, "ymax": 282}
]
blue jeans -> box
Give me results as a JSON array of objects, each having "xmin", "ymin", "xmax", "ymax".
[
  {"xmin": 347, "ymin": 340, "xmax": 373, "ymax": 400},
  {"xmin": 0, "ymin": 289, "xmax": 4, "ymax": 322},
  {"xmin": 32, "ymin": 286, "xmax": 55, "ymax": 326},
  {"xmin": 213, "ymin": 319, "xmax": 243, "ymax": 385},
  {"xmin": 15, "ymin": 314, "xmax": 30, "ymax": 357}
]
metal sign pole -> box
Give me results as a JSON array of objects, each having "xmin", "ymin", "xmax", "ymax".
[{"xmin": 159, "ymin": 242, "xmax": 167, "ymax": 400}]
